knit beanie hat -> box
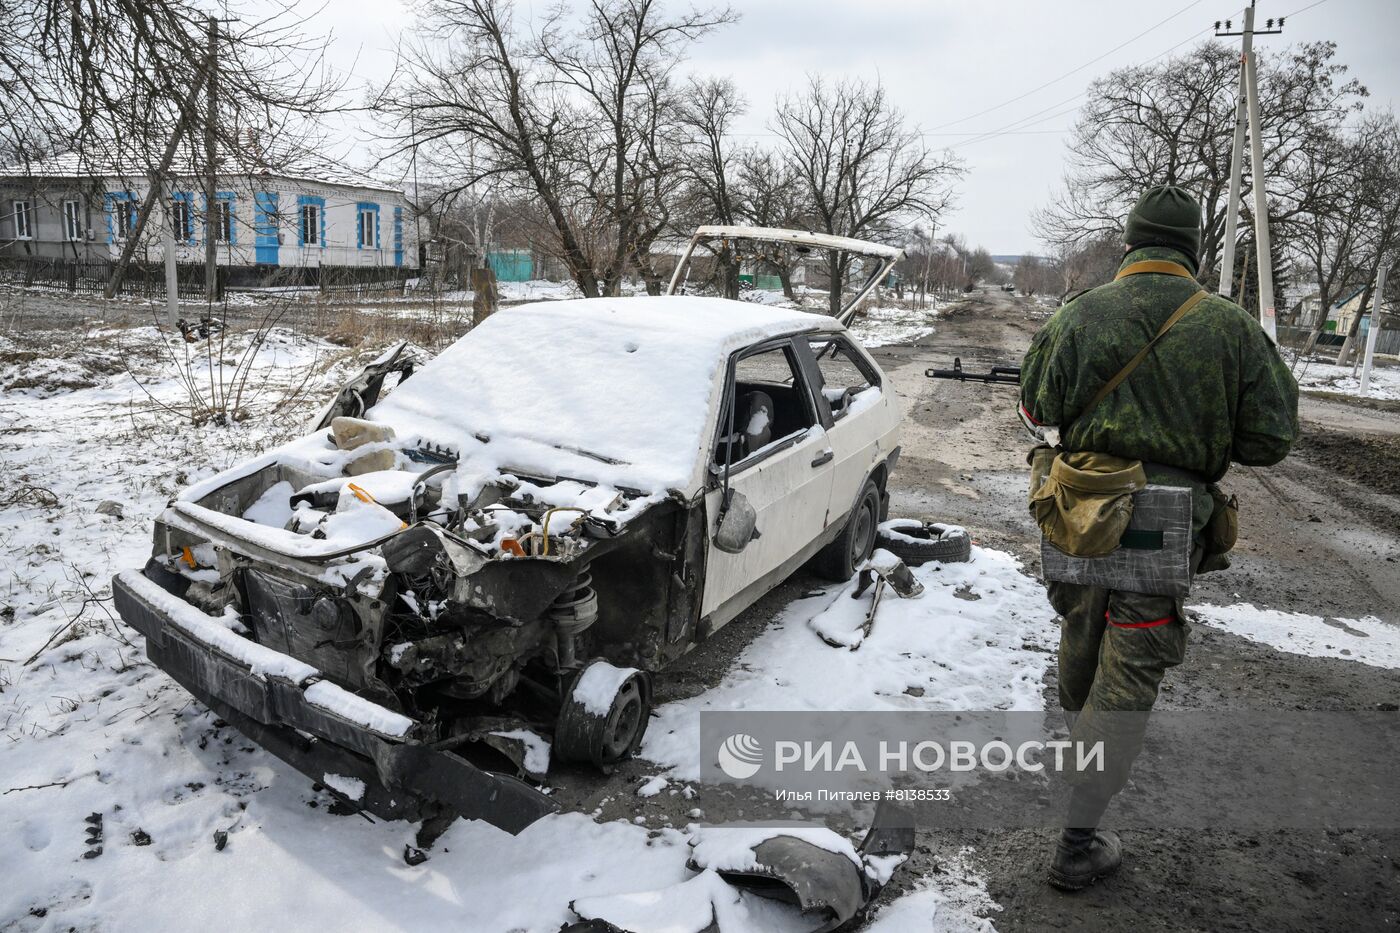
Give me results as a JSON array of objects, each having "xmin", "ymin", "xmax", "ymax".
[{"xmin": 1123, "ymin": 185, "xmax": 1202, "ymax": 262}]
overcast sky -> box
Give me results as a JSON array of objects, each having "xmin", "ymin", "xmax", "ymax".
[{"xmin": 319, "ymin": 0, "xmax": 1400, "ymax": 255}]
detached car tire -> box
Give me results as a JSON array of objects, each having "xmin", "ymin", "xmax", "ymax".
[
  {"xmin": 876, "ymin": 519, "xmax": 972, "ymax": 565},
  {"xmin": 812, "ymin": 479, "xmax": 881, "ymax": 582}
]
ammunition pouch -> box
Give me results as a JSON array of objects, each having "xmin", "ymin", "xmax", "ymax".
[
  {"xmin": 1198, "ymin": 484, "xmax": 1239, "ymax": 573},
  {"xmin": 1029, "ymin": 450, "xmax": 1148, "ymax": 558}
]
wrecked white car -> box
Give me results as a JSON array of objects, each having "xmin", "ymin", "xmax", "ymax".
[{"xmin": 113, "ymin": 227, "xmax": 905, "ymax": 837}]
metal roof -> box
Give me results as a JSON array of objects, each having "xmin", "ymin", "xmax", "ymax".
[
  {"xmin": 0, "ymin": 147, "xmax": 405, "ymax": 195},
  {"xmin": 692, "ymin": 225, "xmax": 905, "ymax": 261}
]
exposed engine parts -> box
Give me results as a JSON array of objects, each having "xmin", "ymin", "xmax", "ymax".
[{"xmin": 549, "ymin": 567, "xmax": 598, "ymax": 669}]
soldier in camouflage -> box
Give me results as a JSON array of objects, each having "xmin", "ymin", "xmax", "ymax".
[{"xmin": 1018, "ymin": 185, "xmax": 1299, "ymax": 890}]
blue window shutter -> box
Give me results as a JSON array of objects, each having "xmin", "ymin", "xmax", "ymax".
[{"xmin": 393, "ymin": 206, "xmax": 404, "ymax": 267}]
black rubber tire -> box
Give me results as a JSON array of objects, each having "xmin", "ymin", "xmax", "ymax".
[
  {"xmin": 554, "ymin": 663, "xmax": 653, "ymax": 770},
  {"xmin": 875, "ymin": 519, "xmax": 972, "ymax": 565},
  {"xmin": 811, "ymin": 479, "xmax": 881, "ymax": 582}
]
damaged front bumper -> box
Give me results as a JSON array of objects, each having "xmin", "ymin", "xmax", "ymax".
[{"xmin": 112, "ymin": 567, "xmax": 559, "ymax": 835}]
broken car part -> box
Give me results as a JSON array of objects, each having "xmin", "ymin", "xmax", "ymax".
[
  {"xmin": 685, "ymin": 803, "xmax": 916, "ymax": 932},
  {"xmin": 666, "ymin": 225, "xmax": 904, "ymax": 327},
  {"xmin": 811, "ymin": 550, "xmax": 924, "ymax": 649}
]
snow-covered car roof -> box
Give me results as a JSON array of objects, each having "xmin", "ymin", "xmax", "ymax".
[{"xmin": 368, "ymin": 296, "xmax": 842, "ymax": 496}]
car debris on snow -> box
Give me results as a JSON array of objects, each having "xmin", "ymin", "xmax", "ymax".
[{"xmin": 570, "ymin": 804, "xmax": 914, "ymax": 932}]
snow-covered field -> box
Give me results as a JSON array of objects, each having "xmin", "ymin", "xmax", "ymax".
[
  {"xmin": 0, "ymin": 320, "xmax": 1037, "ymax": 931},
  {"xmin": 1292, "ymin": 359, "xmax": 1400, "ymax": 401}
]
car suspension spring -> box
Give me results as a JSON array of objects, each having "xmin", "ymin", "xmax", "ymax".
[{"xmin": 549, "ymin": 568, "xmax": 598, "ymax": 669}]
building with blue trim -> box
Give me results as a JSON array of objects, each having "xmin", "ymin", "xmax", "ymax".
[{"xmin": 0, "ymin": 150, "xmax": 417, "ymax": 279}]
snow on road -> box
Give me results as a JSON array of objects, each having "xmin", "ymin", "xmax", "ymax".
[
  {"xmin": 1192, "ymin": 603, "xmax": 1400, "ymax": 669},
  {"xmin": 1, "ymin": 321, "xmax": 1038, "ymax": 930},
  {"xmin": 864, "ymin": 850, "xmax": 1000, "ymax": 933}
]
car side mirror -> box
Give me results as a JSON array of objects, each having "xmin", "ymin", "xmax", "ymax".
[{"xmin": 713, "ymin": 490, "xmax": 758, "ymax": 554}]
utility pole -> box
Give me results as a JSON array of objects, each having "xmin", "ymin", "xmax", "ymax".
[
  {"xmin": 204, "ymin": 16, "xmax": 219, "ymax": 302},
  {"xmin": 1215, "ymin": 5, "xmax": 1283, "ymax": 337},
  {"xmin": 1359, "ymin": 263, "xmax": 1389, "ymax": 397},
  {"xmin": 163, "ymin": 184, "xmax": 179, "ymax": 328}
]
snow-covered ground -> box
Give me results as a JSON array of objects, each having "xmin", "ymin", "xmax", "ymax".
[
  {"xmin": 847, "ymin": 302, "xmax": 940, "ymax": 348},
  {"xmin": 642, "ymin": 548, "xmax": 1057, "ymax": 781},
  {"xmin": 0, "ymin": 320, "xmax": 1033, "ymax": 930},
  {"xmin": 1292, "ymin": 359, "xmax": 1400, "ymax": 401},
  {"xmin": 1192, "ymin": 603, "xmax": 1400, "ymax": 669}
]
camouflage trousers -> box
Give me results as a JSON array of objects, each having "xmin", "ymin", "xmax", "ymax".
[{"xmin": 1045, "ymin": 570, "xmax": 1194, "ymax": 827}]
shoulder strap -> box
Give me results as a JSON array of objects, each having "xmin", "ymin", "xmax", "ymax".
[
  {"xmin": 1115, "ymin": 260, "xmax": 1196, "ymax": 281},
  {"xmin": 1077, "ymin": 288, "xmax": 1209, "ymax": 425}
]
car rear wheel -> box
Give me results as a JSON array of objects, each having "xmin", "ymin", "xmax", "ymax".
[{"xmin": 811, "ymin": 479, "xmax": 880, "ymax": 582}]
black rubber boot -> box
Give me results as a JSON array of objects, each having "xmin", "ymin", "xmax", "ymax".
[{"xmin": 1047, "ymin": 827, "xmax": 1123, "ymax": 891}]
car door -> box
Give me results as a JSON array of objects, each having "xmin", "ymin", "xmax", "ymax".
[
  {"xmin": 700, "ymin": 337, "xmax": 835, "ymax": 619},
  {"xmin": 805, "ymin": 332, "xmax": 899, "ymax": 527}
]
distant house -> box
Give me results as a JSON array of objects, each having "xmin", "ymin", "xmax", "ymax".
[
  {"xmin": 1291, "ymin": 291, "xmax": 1325, "ymax": 328},
  {"xmin": 0, "ymin": 149, "xmax": 417, "ymax": 282},
  {"xmin": 1331, "ymin": 287, "xmax": 1393, "ymax": 339},
  {"xmin": 1292, "ymin": 286, "xmax": 1390, "ymax": 332}
]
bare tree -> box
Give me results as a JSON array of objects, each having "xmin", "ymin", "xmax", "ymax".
[
  {"xmin": 1329, "ymin": 112, "xmax": 1400, "ymax": 363},
  {"xmin": 774, "ymin": 76, "xmax": 963, "ymax": 315},
  {"xmin": 677, "ymin": 77, "xmax": 746, "ymax": 227},
  {"xmin": 733, "ymin": 148, "xmax": 808, "ymax": 297},
  {"xmin": 1013, "ymin": 254, "xmax": 1061, "ymax": 298},
  {"xmin": 670, "ymin": 77, "xmax": 746, "ymax": 295},
  {"xmin": 380, "ymin": 0, "xmax": 733, "ymax": 298},
  {"xmin": 1034, "ymin": 41, "xmax": 1364, "ymax": 290}
]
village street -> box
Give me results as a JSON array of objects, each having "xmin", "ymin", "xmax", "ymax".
[{"xmin": 2, "ymin": 284, "xmax": 1398, "ymax": 930}]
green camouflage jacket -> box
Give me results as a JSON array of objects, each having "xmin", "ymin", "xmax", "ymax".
[{"xmin": 1020, "ymin": 246, "xmax": 1299, "ymax": 494}]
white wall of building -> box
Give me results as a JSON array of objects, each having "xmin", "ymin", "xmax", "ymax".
[{"xmin": 1, "ymin": 173, "xmax": 417, "ymax": 270}]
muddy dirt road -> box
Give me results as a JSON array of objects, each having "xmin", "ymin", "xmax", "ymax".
[{"xmin": 866, "ymin": 287, "xmax": 1400, "ymax": 931}]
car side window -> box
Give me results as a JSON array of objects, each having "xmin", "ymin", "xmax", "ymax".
[
  {"xmin": 714, "ymin": 342, "xmax": 817, "ymax": 469},
  {"xmin": 808, "ymin": 336, "xmax": 880, "ymax": 420}
]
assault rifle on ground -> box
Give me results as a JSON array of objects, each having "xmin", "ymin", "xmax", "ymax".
[{"xmin": 925, "ymin": 357, "xmax": 1020, "ymax": 385}]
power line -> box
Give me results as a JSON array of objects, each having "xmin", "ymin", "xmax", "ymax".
[
  {"xmin": 927, "ymin": 0, "xmax": 1206, "ymax": 131},
  {"xmin": 944, "ymin": 11, "xmax": 1241, "ymax": 152}
]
